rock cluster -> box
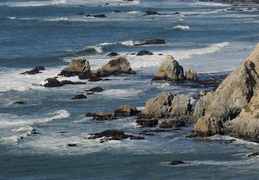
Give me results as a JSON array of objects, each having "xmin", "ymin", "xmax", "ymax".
[
  {"xmin": 152, "ymin": 55, "xmax": 197, "ymax": 81},
  {"xmin": 21, "ymin": 66, "xmax": 45, "ymax": 75},
  {"xmin": 190, "ymin": 43, "xmax": 259, "ymax": 138},
  {"xmin": 59, "ymin": 57, "xmax": 135, "ymax": 80}
]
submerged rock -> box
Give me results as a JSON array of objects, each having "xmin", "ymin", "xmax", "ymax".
[
  {"xmin": 145, "ymin": 10, "xmax": 162, "ymax": 15},
  {"xmin": 190, "ymin": 43, "xmax": 259, "ymax": 138},
  {"xmin": 168, "ymin": 160, "xmax": 186, "ymax": 166},
  {"xmin": 88, "ymin": 129, "xmax": 144, "ymax": 143},
  {"xmin": 114, "ymin": 105, "xmax": 140, "ymax": 117},
  {"xmin": 136, "ymin": 50, "xmax": 153, "ymax": 56},
  {"xmin": 134, "ymin": 38, "xmax": 166, "ymax": 46},
  {"xmin": 152, "ymin": 55, "xmax": 184, "ymax": 81},
  {"xmin": 71, "ymin": 94, "xmax": 87, "ymax": 100}
]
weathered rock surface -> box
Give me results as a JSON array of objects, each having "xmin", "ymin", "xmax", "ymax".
[
  {"xmin": 21, "ymin": 66, "xmax": 45, "ymax": 75},
  {"xmin": 152, "ymin": 55, "xmax": 184, "ymax": 81},
  {"xmin": 88, "ymin": 130, "xmax": 144, "ymax": 143},
  {"xmin": 160, "ymin": 119, "xmax": 187, "ymax": 129},
  {"xmin": 185, "ymin": 68, "xmax": 198, "ymax": 81},
  {"xmin": 114, "ymin": 105, "xmax": 140, "ymax": 117},
  {"xmin": 231, "ymin": 90, "xmax": 259, "ymax": 141},
  {"xmin": 139, "ymin": 92, "xmax": 192, "ymax": 119},
  {"xmin": 93, "ymin": 57, "xmax": 136, "ymax": 77},
  {"xmin": 191, "ymin": 43, "xmax": 259, "ymax": 137},
  {"xmin": 59, "ymin": 57, "xmax": 91, "ymax": 78},
  {"xmin": 93, "ymin": 112, "xmax": 116, "ymax": 120}
]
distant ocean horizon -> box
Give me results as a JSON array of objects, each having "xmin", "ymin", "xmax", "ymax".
[{"xmin": 0, "ymin": 0, "xmax": 259, "ymax": 179}]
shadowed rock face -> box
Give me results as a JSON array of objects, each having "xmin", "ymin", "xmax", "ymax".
[
  {"xmin": 190, "ymin": 43, "xmax": 259, "ymax": 137},
  {"xmin": 152, "ymin": 55, "xmax": 184, "ymax": 81}
]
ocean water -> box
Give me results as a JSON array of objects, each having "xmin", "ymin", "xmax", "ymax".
[{"xmin": 0, "ymin": 0, "xmax": 259, "ymax": 179}]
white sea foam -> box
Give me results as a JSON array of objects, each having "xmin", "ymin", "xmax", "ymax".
[
  {"xmin": 5, "ymin": 16, "xmax": 16, "ymax": 20},
  {"xmin": 172, "ymin": 25, "xmax": 190, "ymax": 30},
  {"xmin": 1, "ymin": 0, "xmax": 66, "ymax": 7},
  {"xmin": 43, "ymin": 17, "xmax": 69, "ymax": 22}
]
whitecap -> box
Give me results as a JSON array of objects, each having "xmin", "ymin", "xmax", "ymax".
[
  {"xmin": 1, "ymin": 0, "xmax": 66, "ymax": 7},
  {"xmin": 172, "ymin": 25, "xmax": 190, "ymax": 30}
]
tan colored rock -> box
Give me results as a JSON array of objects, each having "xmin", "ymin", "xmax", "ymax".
[
  {"xmin": 139, "ymin": 92, "xmax": 191, "ymax": 119},
  {"xmin": 231, "ymin": 90, "xmax": 259, "ymax": 140},
  {"xmin": 59, "ymin": 57, "xmax": 91, "ymax": 78},
  {"xmin": 185, "ymin": 68, "xmax": 198, "ymax": 81},
  {"xmin": 114, "ymin": 105, "xmax": 140, "ymax": 117},
  {"xmin": 152, "ymin": 55, "xmax": 184, "ymax": 81},
  {"xmin": 191, "ymin": 43, "xmax": 259, "ymax": 137}
]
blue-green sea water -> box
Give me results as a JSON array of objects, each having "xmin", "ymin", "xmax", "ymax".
[{"xmin": 0, "ymin": 0, "xmax": 259, "ymax": 179}]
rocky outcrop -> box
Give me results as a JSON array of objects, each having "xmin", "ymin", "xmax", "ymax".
[
  {"xmin": 185, "ymin": 68, "xmax": 198, "ymax": 81},
  {"xmin": 160, "ymin": 119, "xmax": 187, "ymax": 129},
  {"xmin": 88, "ymin": 130, "xmax": 144, "ymax": 143},
  {"xmin": 59, "ymin": 57, "xmax": 91, "ymax": 78},
  {"xmin": 21, "ymin": 66, "xmax": 45, "ymax": 75},
  {"xmin": 152, "ymin": 55, "xmax": 185, "ymax": 81},
  {"xmin": 92, "ymin": 57, "xmax": 136, "ymax": 77},
  {"xmin": 44, "ymin": 77, "xmax": 63, "ymax": 87},
  {"xmin": 231, "ymin": 90, "xmax": 259, "ymax": 141},
  {"xmin": 136, "ymin": 50, "xmax": 153, "ymax": 56},
  {"xmin": 136, "ymin": 119, "xmax": 158, "ymax": 127},
  {"xmin": 71, "ymin": 94, "xmax": 87, "ymax": 100},
  {"xmin": 93, "ymin": 112, "xmax": 116, "ymax": 120},
  {"xmin": 114, "ymin": 105, "xmax": 140, "ymax": 117},
  {"xmin": 139, "ymin": 92, "xmax": 192, "ymax": 119},
  {"xmin": 190, "ymin": 43, "xmax": 259, "ymax": 137},
  {"xmin": 168, "ymin": 160, "xmax": 186, "ymax": 166}
]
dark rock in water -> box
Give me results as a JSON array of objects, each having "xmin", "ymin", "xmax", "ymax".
[
  {"xmin": 87, "ymin": 86, "xmax": 105, "ymax": 92},
  {"xmin": 145, "ymin": 10, "xmax": 162, "ymax": 15},
  {"xmin": 169, "ymin": 160, "xmax": 186, "ymax": 166},
  {"xmin": 86, "ymin": 14, "xmax": 107, "ymax": 18},
  {"xmin": 88, "ymin": 129, "xmax": 144, "ymax": 143},
  {"xmin": 87, "ymin": 76, "xmax": 102, "ymax": 82},
  {"xmin": 136, "ymin": 50, "xmax": 153, "ymax": 56},
  {"xmin": 71, "ymin": 94, "xmax": 87, "ymax": 100},
  {"xmin": 44, "ymin": 78, "xmax": 63, "ymax": 87},
  {"xmin": 67, "ymin": 143, "xmax": 77, "ymax": 147},
  {"xmin": 113, "ymin": 10, "xmax": 122, "ymax": 13},
  {"xmin": 85, "ymin": 113, "xmax": 96, "ymax": 117},
  {"xmin": 248, "ymin": 152, "xmax": 259, "ymax": 157},
  {"xmin": 61, "ymin": 80, "xmax": 86, "ymax": 85},
  {"xmin": 107, "ymin": 52, "xmax": 119, "ymax": 57},
  {"xmin": 93, "ymin": 112, "xmax": 116, "ymax": 120},
  {"xmin": 136, "ymin": 119, "xmax": 158, "ymax": 127},
  {"xmin": 160, "ymin": 119, "xmax": 187, "ymax": 129},
  {"xmin": 130, "ymin": 136, "xmax": 145, "ymax": 140},
  {"xmin": 21, "ymin": 66, "xmax": 45, "ymax": 75},
  {"xmin": 135, "ymin": 38, "xmax": 166, "ymax": 46},
  {"xmin": 114, "ymin": 105, "xmax": 140, "ymax": 117},
  {"xmin": 14, "ymin": 101, "xmax": 26, "ymax": 104}
]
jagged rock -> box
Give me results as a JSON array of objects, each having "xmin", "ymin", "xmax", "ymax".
[
  {"xmin": 114, "ymin": 105, "xmax": 140, "ymax": 117},
  {"xmin": 190, "ymin": 43, "xmax": 259, "ymax": 137},
  {"xmin": 59, "ymin": 57, "xmax": 91, "ymax": 78},
  {"xmin": 168, "ymin": 160, "xmax": 186, "ymax": 166},
  {"xmin": 87, "ymin": 86, "xmax": 105, "ymax": 92},
  {"xmin": 136, "ymin": 50, "xmax": 153, "ymax": 56},
  {"xmin": 134, "ymin": 38, "xmax": 166, "ymax": 46},
  {"xmin": 44, "ymin": 77, "xmax": 63, "ymax": 87},
  {"xmin": 88, "ymin": 130, "xmax": 144, "ymax": 143},
  {"xmin": 231, "ymin": 90, "xmax": 259, "ymax": 141},
  {"xmin": 160, "ymin": 119, "xmax": 187, "ymax": 129},
  {"xmin": 93, "ymin": 112, "xmax": 116, "ymax": 120},
  {"xmin": 152, "ymin": 55, "xmax": 184, "ymax": 81},
  {"xmin": 97, "ymin": 57, "xmax": 136, "ymax": 76},
  {"xmin": 139, "ymin": 92, "xmax": 192, "ymax": 119},
  {"xmin": 21, "ymin": 66, "xmax": 45, "ymax": 75},
  {"xmin": 136, "ymin": 119, "xmax": 158, "ymax": 127},
  {"xmin": 185, "ymin": 68, "xmax": 198, "ymax": 81},
  {"xmin": 71, "ymin": 94, "xmax": 87, "ymax": 100}
]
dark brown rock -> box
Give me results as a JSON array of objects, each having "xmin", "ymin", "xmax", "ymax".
[
  {"xmin": 93, "ymin": 112, "xmax": 116, "ymax": 120},
  {"xmin": 145, "ymin": 10, "xmax": 162, "ymax": 15},
  {"xmin": 71, "ymin": 94, "xmax": 87, "ymax": 100},
  {"xmin": 107, "ymin": 52, "xmax": 119, "ymax": 57},
  {"xmin": 160, "ymin": 119, "xmax": 187, "ymax": 129},
  {"xmin": 248, "ymin": 152, "xmax": 259, "ymax": 157},
  {"xmin": 87, "ymin": 86, "xmax": 105, "ymax": 92},
  {"xmin": 14, "ymin": 101, "xmax": 26, "ymax": 104},
  {"xmin": 135, "ymin": 38, "xmax": 166, "ymax": 46},
  {"xmin": 61, "ymin": 80, "xmax": 86, "ymax": 85},
  {"xmin": 136, "ymin": 119, "xmax": 158, "ymax": 127},
  {"xmin": 21, "ymin": 66, "xmax": 45, "ymax": 75},
  {"xmin": 136, "ymin": 50, "xmax": 153, "ymax": 56},
  {"xmin": 169, "ymin": 160, "xmax": 186, "ymax": 166},
  {"xmin": 44, "ymin": 78, "xmax": 63, "ymax": 87}
]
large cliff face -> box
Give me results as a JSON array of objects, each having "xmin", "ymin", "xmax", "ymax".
[{"xmin": 191, "ymin": 43, "xmax": 259, "ymax": 137}]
